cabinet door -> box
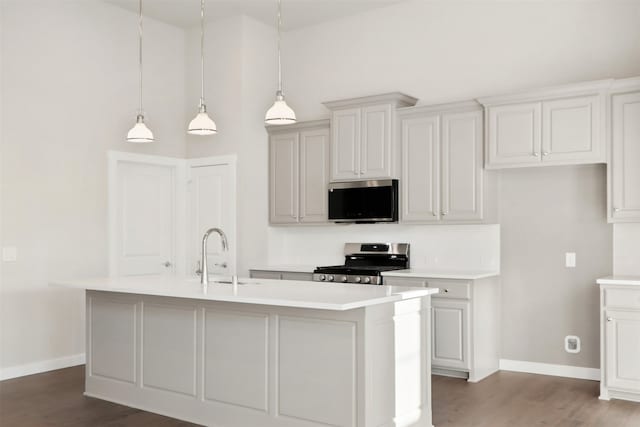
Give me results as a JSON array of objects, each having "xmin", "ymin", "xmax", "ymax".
[
  {"xmin": 361, "ymin": 104, "xmax": 392, "ymax": 179},
  {"xmin": 611, "ymin": 91, "xmax": 640, "ymax": 221},
  {"xmin": 269, "ymin": 133, "xmax": 299, "ymax": 224},
  {"xmin": 605, "ymin": 309, "xmax": 640, "ymax": 392},
  {"xmin": 331, "ymin": 108, "xmax": 361, "ymax": 181},
  {"xmin": 401, "ymin": 115, "xmax": 440, "ymax": 222},
  {"xmin": 300, "ymin": 128, "xmax": 330, "ymax": 223},
  {"xmin": 542, "ymin": 95, "xmax": 603, "ymax": 164},
  {"xmin": 441, "ymin": 110, "xmax": 483, "ymax": 222},
  {"xmin": 431, "ymin": 299, "xmax": 470, "ymax": 370},
  {"xmin": 486, "ymin": 102, "xmax": 542, "ymax": 168}
]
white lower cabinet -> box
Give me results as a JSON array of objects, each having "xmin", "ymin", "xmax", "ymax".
[
  {"xmin": 600, "ymin": 284, "xmax": 640, "ymax": 402},
  {"xmin": 383, "ymin": 275, "xmax": 500, "ymax": 382}
]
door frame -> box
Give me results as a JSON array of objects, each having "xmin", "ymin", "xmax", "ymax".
[
  {"xmin": 107, "ymin": 151, "xmax": 187, "ymax": 277},
  {"xmin": 185, "ymin": 155, "xmax": 238, "ymax": 278}
]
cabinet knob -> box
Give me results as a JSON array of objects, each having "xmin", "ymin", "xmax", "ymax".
[
  {"xmin": 432, "ymin": 212, "xmax": 438, "ymax": 217},
  {"xmin": 607, "ymin": 317, "xmax": 613, "ymax": 322},
  {"xmin": 532, "ymin": 152, "xmax": 539, "ymax": 157},
  {"xmin": 444, "ymin": 289, "xmax": 449, "ymax": 293},
  {"xmin": 614, "ymin": 208, "xmax": 621, "ymax": 213},
  {"xmin": 542, "ymin": 151, "xmax": 549, "ymax": 156},
  {"xmin": 162, "ymin": 261, "xmax": 172, "ymax": 268}
]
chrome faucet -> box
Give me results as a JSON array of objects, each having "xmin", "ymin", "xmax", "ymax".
[{"xmin": 200, "ymin": 228, "xmax": 228, "ymax": 286}]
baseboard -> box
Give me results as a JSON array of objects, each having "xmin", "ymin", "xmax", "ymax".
[
  {"xmin": 499, "ymin": 359, "xmax": 600, "ymax": 381},
  {"xmin": 0, "ymin": 353, "xmax": 85, "ymax": 381}
]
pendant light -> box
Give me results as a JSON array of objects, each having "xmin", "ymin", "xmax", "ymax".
[
  {"xmin": 188, "ymin": 0, "xmax": 217, "ymax": 135},
  {"xmin": 127, "ymin": 0, "xmax": 154, "ymax": 143},
  {"xmin": 265, "ymin": 0, "xmax": 296, "ymax": 125}
]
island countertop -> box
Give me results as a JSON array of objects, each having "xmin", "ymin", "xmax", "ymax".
[
  {"xmin": 597, "ymin": 276, "xmax": 640, "ymax": 286},
  {"xmin": 51, "ymin": 275, "xmax": 439, "ymax": 311}
]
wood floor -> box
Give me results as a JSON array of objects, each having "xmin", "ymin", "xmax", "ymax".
[{"xmin": 1, "ymin": 366, "xmax": 639, "ymax": 426}]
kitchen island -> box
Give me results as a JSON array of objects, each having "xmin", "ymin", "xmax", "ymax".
[{"xmin": 53, "ymin": 276, "xmax": 439, "ymax": 427}]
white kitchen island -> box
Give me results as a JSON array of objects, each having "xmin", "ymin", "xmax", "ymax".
[{"xmin": 53, "ymin": 276, "xmax": 439, "ymax": 427}]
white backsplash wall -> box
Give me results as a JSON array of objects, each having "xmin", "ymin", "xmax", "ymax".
[
  {"xmin": 613, "ymin": 224, "xmax": 640, "ymax": 275},
  {"xmin": 267, "ymin": 224, "xmax": 500, "ymax": 271}
]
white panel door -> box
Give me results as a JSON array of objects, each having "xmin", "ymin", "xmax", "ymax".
[
  {"xmin": 299, "ymin": 128, "xmax": 329, "ymax": 223},
  {"xmin": 188, "ymin": 163, "xmax": 235, "ymax": 277},
  {"xmin": 542, "ymin": 95, "xmax": 603, "ymax": 163},
  {"xmin": 611, "ymin": 91, "xmax": 640, "ymax": 221},
  {"xmin": 361, "ymin": 104, "xmax": 392, "ymax": 179},
  {"xmin": 441, "ymin": 110, "xmax": 483, "ymax": 222},
  {"xmin": 431, "ymin": 299, "xmax": 469, "ymax": 370},
  {"xmin": 331, "ymin": 108, "xmax": 361, "ymax": 181},
  {"xmin": 270, "ymin": 133, "xmax": 299, "ymax": 224},
  {"xmin": 486, "ymin": 102, "xmax": 542, "ymax": 167},
  {"xmin": 117, "ymin": 162, "xmax": 174, "ymax": 276},
  {"xmin": 605, "ymin": 310, "xmax": 640, "ymax": 392},
  {"xmin": 401, "ymin": 115, "xmax": 440, "ymax": 222}
]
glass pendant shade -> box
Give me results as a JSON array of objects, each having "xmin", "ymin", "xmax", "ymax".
[
  {"xmin": 127, "ymin": 114, "xmax": 154, "ymax": 143},
  {"xmin": 265, "ymin": 92, "xmax": 296, "ymax": 125},
  {"xmin": 188, "ymin": 106, "xmax": 217, "ymax": 135}
]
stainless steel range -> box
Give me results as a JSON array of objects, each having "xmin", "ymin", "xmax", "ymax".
[{"xmin": 313, "ymin": 243, "xmax": 410, "ymax": 285}]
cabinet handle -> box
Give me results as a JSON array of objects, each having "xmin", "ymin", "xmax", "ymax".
[{"xmin": 607, "ymin": 317, "xmax": 612, "ymax": 322}]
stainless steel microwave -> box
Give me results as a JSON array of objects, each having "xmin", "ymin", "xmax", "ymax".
[{"xmin": 328, "ymin": 179, "xmax": 399, "ymax": 223}]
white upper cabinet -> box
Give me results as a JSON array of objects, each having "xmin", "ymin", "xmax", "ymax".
[
  {"xmin": 480, "ymin": 80, "xmax": 611, "ymax": 169},
  {"xmin": 609, "ymin": 77, "xmax": 640, "ymax": 222},
  {"xmin": 324, "ymin": 93, "xmax": 418, "ymax": 182},
  {"xmin": 269, "ymin": 132, "xmax": 299, "ymax": 224},
  {"xmin": 331, "ymin": 108, "xmax": 361, "ymax": 180},
  {"xmin": 401, "ymin": 115, "xmax": 440, "ymax": 222},
  {"xmin": 399, "ymin": 101, "xmax": 488, "ymax": 224},
  {"xmin": 268, "ymin": 120, "xmax": 330, "ymax": 225},
  {"xmin": 441, "ymin": 110, "xmax": 484, "ymax": 221}
]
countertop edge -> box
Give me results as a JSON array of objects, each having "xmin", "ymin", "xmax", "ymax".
[{"xmin": 381, "ymin": 270, "xmax": 500, "ymax": 280}]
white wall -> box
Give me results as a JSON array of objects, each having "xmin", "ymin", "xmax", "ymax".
[
  {"xmin": 186, "ymin": 16, "xmax": 277, "ymax": 276},
  {"xmin": 271, "ymin": 0, "xmax": 640, "ymax": 369},
  {"xmin": 0, "ymin": 0, "xmax": 187, "ymax": 376}
]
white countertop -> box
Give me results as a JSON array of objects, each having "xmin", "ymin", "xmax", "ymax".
[
  {"xmin": 250, "ymin": 265, "xmax": 316, "ymax": 273},
  {"xmin": 51, "ymin": 275, "xmax": 439, "ymax": 311},
  {"xmin": 381, "ymin": 269, "xmax": 500, "ymax": 280},
  {"xmin": 597, "ymin": 276, "xmax": 640, "ymax": 286}
]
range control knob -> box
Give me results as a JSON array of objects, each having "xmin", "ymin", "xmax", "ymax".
[
  {"xmin": 341, "ymin": 276, "xmax": 348, "ymax": 283},
  {"xmin": 354, "ymin": 276, "xmax": 361, "ymax": 283},
  {"xmin": 318, "ymin": 274, "xmax": 326, "ymax": 281},
  {"xmin": 327, "ymin": 275, "xmax": 334, "ymax": 282},
  {"xmin": 363, "ymin": 277, "xmax": 371, "ymax": 284}
]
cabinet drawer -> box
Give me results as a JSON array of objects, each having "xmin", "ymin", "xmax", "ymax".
[
  {"xmin": 425, "ymin": 279, "xmax": 471, "ymax": 299},
  {"xmin": 605, "ymin": 288, "xmax": 640, "ymax": 310},
  {"xmin": 249, "ymin": 270, "xmax": 283, "ymax": 280}
]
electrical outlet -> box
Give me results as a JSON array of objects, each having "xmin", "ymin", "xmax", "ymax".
[
  {"xmin": 565, "ymin": 335, "xmax": 580, "ymax": 353},
  {"xmin": 2, "ymin": 247, "xmax": 17, "ymax": 262},
  {"xmin": 565, "ymin": 252, "xmax": 576, "ymax": 268}
]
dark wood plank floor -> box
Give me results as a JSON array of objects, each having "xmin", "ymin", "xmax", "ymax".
[{"xmin": 1, "ymin": 366, "xmax": 639, "ymax": 426}]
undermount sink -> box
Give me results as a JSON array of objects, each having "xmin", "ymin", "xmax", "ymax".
[{"xmin": 210, "ymin": 280, "xmax": 251, "ymax": 285}]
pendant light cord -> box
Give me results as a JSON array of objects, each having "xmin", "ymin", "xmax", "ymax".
[
  {"xmin": 200, "ymin": 0, "xmax": 206, "ymax": 107},
  {"xmin": 277, "ymin": 0, "xmax": 282, "ymax": 94},
  {"xmin": 138, "ymin": 0, "xmax": 143, "ymax": 115}
]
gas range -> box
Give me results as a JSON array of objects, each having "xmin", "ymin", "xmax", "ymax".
[{"xmin": 313, "ymin": 243, "xmax": 409, "ymax": 286}]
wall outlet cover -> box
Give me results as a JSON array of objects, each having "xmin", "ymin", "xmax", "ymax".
[
  {"xmin": 565, "ymin": 335, "xmax": 580, "ymax": 354},
  {"xmin": 565, "ymin": 252, "xmax": 576, "ymax": 268},
  {"xmin": 2, "ymin": 247, "xmax": 17, "ymax": 262}
]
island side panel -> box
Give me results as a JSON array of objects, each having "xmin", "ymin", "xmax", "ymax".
[
  {"xmin": 85, "ymin": 290, "xmax": 369, "ymax": 427},
  {"xmin": 364, "ymin": 296, "xmax": 433, "ymax": 427}
]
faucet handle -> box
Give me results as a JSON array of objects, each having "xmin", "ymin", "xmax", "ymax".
[{"xmin": 195, "ymin": 260, "xmax": 202, "ymax": 275}]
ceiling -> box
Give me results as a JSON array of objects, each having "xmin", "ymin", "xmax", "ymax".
[{"xmin": 104, "ymin": 0, "xmax": 406, "ymax": 30}]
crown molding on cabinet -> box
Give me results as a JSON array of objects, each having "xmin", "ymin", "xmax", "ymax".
[
  {"xmin": 610, "ymin": 76, "xmax": 640, "ymax": 91},
  {"xmin": 477, "ymin": 79, "xmax": 614, "ymax": 106},
  {"xmin": 266, "ymin": 119, "xmax": 330, "ymax": 135},
  {"xmin": 397, "ymin": 99, "xmax": 482, "ymax": 117},
  {"xmin": 323, "ymin": 92, "xmax": 418, "ymax": 110}
]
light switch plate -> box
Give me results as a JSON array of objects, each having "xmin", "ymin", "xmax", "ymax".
[
  {"xmin": 2, "ymin": 247, "xmax": 17, "ymax": 262},
  {"xmin": 565, "ymin": 252, "xmax": 576, "ymax": 268}
]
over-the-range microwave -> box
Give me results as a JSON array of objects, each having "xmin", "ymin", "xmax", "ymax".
[{"xmin": 328, "ymin": 179, "xmax": 398, "ymax": 223}]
